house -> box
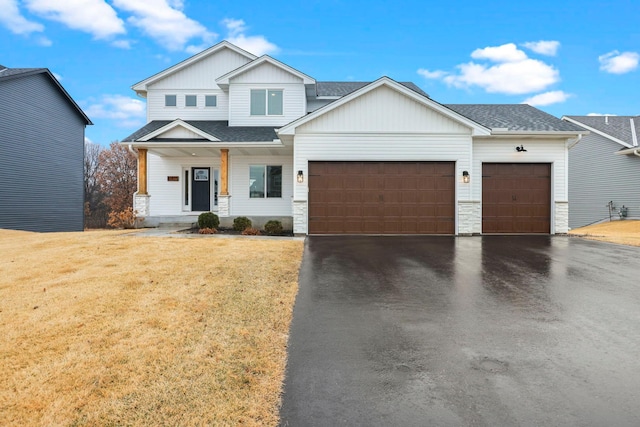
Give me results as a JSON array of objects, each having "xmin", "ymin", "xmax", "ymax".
[
  {"xmin": 562, "ymin": 115, "xmax": 640, "ymax": 228},
  {"xmin": 123, "ymin": 40, "xmax": 586, "ymax": 235},
  {"xmin": 0, "ymin": 65, "xmax": 92, "ymax": 232}
]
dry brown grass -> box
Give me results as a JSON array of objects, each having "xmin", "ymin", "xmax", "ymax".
[
  {"xmin": 569, "ymin": 220, "xmax": 640, "ymax": 246},
  {"xmin": 0, "ymin": 229, "xmax": 303, "ymax": 426}
]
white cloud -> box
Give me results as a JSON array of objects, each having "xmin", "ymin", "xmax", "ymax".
[
  {"xmin": 471, "ymin": 43, "xmax": 528, "ymax": 62},
  {"xmin": 111, "ymin": 39, "xmax": 132, "ymax": 49},
  {"xmin": 522, "ymin": 40, "xmax": 560, "ymax": 56},
  {"xmin": 85, "ymin": 136, "xmax": 93, "ymax": 144},
  {"xmin": 587, "ymin": 113, "xmax": 617, "ymax": 116},
  {"xmin": 52, "ymin": 72, "xmax": 62, "ymax": 81},
  {"xmin": 418, "ymin": 43, "xmax": 561, "ymax": 95},
  {"xmin": 85, "ymin": 95, "xmax": 146, "ymax": 127},
  {"xmin": 221, "ymin": 18, "xmax": 278, "ymax": 56},
  {"xmin": 112, "ymin": 0, "xmax": 215, "ymax": 51},
  {"xmin": 25, "ymin": 0, "xmax": 125, "ymax": 39},
  {"xmin": 522, "ymin": 90, "xmax": 571, "ymax": 106},
  {"xmin": 0, "ymin": 0, "xmax": 44, "ymax": 35},
  {"xmin": 36, "ymin": 35, "xmax": 52, "ymax": 46},
  {"xmin": 417, "ymin": 68, "xmax": 447, "ymax": 79},
  {"xmin": 599, "ymin": 50, "xmax": 639, "ymax": 74}
]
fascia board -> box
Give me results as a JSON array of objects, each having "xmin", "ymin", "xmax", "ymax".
[{"xmin": 562, "ymin": 116, "xmax": 632, "ymax": 148}]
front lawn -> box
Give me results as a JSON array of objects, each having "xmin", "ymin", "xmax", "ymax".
[
  {"xmin": 0, "ymin": 229, "xmax": 303, "ymax": 426},
  {"xmin": 569, "ymin": 220, "xmax": 640, "ymax": 246}
]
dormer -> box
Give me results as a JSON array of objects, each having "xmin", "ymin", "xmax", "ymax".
[{"xmin": 216, "ymin": 55, "xmax": 316, "ymax": 127}]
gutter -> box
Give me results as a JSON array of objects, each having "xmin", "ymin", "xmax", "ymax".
[{"xmin": 567, "ymin": 133, "xmax": 583, "ymax": 149}]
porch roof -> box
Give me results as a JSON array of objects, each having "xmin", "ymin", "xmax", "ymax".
[{"xmin": 122, "ymin": 120, "xmax": 278, "ymax": 142}]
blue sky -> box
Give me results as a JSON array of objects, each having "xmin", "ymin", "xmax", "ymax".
[{"xmin": 1, "ymin": 0, "xmax": 639, "ymax": 146}]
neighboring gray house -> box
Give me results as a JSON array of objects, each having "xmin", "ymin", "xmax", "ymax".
[
  {"xmin": 0, "ymin": 65, "xmax": 92, "ymax": 232},
  {"xmin": 563, "ymin": 115, "xmax": 640, "ymax": 229}
]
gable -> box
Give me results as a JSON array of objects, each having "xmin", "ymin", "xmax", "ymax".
[
  {"xmin": 230, "ymin": 62, "xmax": 304, "ymax": 84},
  {"xmin": 158, "ymin": 126, "xmax": 206, "ymax": 139},
  {"xmin": 297, "ymin": 85, "xmax": 471, "ymax": 134},
  {"xmin": 149, "ymin": 48, "xmax": 252, "ymax": 90}
]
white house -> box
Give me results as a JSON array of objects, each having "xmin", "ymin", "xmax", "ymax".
[{"xmin": 123, "ymin": 40, "xmax": 586, "ymax": 235}]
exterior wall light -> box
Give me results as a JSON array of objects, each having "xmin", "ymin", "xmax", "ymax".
[
  {"xmin": 297, "ymin": 170, "xmax": 304, "ymax": 183},
  {"xmin": 516, "ymin": 145, "xmax": 527, "ymax": 152},
  {"xmin": 462, "ymin": 171, "xmax": 470, "ymax": 183}
]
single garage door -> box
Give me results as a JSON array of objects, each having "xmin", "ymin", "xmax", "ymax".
[
  {"xmin": 482, "ymin": 163, "xmax": 551, "ymax": 233},
  {"xmin": 308, "ymin": 161, "xmax": 455, "ymax": 234}
]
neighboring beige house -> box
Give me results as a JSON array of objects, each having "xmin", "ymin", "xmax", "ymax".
[{"xmin": 123, "ymin": 40, "xmax": 586, "ymax": 235}]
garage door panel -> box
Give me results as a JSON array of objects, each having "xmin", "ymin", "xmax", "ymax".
[
  {"xmin": 308, "ymin": 161, "xmax": 455, "ymax": 235},
  {"xmin": 482, "ymin": 163, "xmax": 550, "ymax": 234}
]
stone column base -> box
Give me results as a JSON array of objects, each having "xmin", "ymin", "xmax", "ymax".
[
  {"xmin": 218, "ymin": 195, "xmax": 230, "ymax": 217},
  {"xmin": 134, "ymin": 193, "xmax": 150, "ymax": 216},
  {"xmin": 293, "ymin": 200, "xmax": 308, "ymax": 234}
]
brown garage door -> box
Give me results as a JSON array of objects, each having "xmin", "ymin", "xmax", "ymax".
[
  {"xmin": 482, "ymin": 163, "xmax": 551, "ymax": 234},
  {"xmin": 308, "ymin": 161, "xmax": 455, "ymax": 234}
]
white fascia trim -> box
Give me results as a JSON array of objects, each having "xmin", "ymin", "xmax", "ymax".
[
  {"xmin": 128, "ymin": 140, "xmax": 284, "ymax": 149},
  {"xmin": 615, "ymin": 147, "xmax": 640, "ymax": 156},
  {"xmin": 131, "ymin": 41, "xmax": 257, "ymax": 92},
  {"xmin": 488, "ymin": 130, "xmax": 589, "ymax": 137},
  {"xmin": 216, "ymin": 55, "xmax": 316, "ymax": 86},
  {"xmin": 562, "ymin": 116, "xmax": 633, "ymax": 148},
  {"xmin": 138, "ymin": 120, "xmax": 220, "ymax": 142},
  {"xmin": 631, "ymin": 118, "xmax": 638, "ymax": 146},
  {"xmin": 277, "ymin": 76, "xmax": 491, "ymax": 136}
]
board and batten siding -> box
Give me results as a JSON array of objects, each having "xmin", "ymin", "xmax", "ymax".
[
  {"xmin": 0, "ymin": 73, "xmax": 86, "ymax": 232},
  {"xmin": 568, "ymin": 133, "xmax": 640, "ymax": 228},
  {"xmin": 228, "ymin": 63, "xmax": 306, "ymax": 127},
  {"xmin": 229, "ymin": 155, "xmax": 294, "ymax": 216},
  {"xmin": 473, "ymin": 138, "xmax": 569, "ymax": 234}
]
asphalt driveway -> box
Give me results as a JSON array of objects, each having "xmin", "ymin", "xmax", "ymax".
[{"xmin": 280, "ymin": 236, "xmax": 640, "ymax": 427}]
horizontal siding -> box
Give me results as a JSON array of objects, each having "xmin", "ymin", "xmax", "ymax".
[
  {"xmin": 298, "ymin": 86, "xmax": 470, "ymax": 134},
  {"xmin": 147, "ymin": 89, "xmax": 228, "ymax": 121},
  {"xmin": 229, "ymin": 83, "xmax": 306, "ymax": 127},
  {"xmin": 569, "ymin": 133, "xmax": 640, "ymax": 228},
  {"xmin": 0, "ymin": 73, "xmax": 85, "ymax": 232},
  {"xmin": 293, "ymin": 134, "xmax": 472, "ymax": 202},
  {"xmin": 230, "ymin": 155, "xmax": 294, "ymax": 216},
  {"xmin": 473, "ymin": 138, "xmax": 568, "ymax": 234},
  {"xmin": 149, "ymin": 48, "xmax": 252, "ymax": 89}
]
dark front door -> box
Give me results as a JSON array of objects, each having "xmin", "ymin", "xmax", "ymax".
[{"xmin": 192, "ymin": 167, "xmax": 211, "ymax": 211}]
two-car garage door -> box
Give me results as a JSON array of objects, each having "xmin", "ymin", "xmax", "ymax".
[
  {"xmin": 308, "ymin": 161, "xmax": 455, "ymax": 234},
  {"xmin": 307, "ymin": 161, "xmax": 551, "ymax": 235}
]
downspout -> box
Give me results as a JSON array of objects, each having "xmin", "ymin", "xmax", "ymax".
[{"xmin": 567, "ymin": 133, "xmax": 583, "ymax": 149}]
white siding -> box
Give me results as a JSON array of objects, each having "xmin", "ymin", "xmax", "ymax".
[
  {"xmin": 161, "ymin": 126, "xmax": 206, "ymax": 139},
  {"xmin": 229, "ymin": 154, "xmax": 294, "ymax": 216},
  {"xmin": 147, "ymin": 89, "xmax": 229, "ymax": 121},
  {"xmin": 473, "ymin": 138, "xmax": 569, "ymax": 234},
  {"xmin": 228, "ymin": 83, "xmax": 306, "ymax": 126},
  {"xmin": 297, "ymin": 86, "xmax": 471, "ymax": 134},
  {"xmin": 230, "ymin": 62, "xmax": 304, "ymax": 84},
  {"xmin": 148, "ymin": 154, "xmax": 220, "ymax": 216},
  {"xmin": 150, "ymin": 49, "xmax": 251, "ymax": 89}
]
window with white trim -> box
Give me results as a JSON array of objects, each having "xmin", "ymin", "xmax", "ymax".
[
  {"xmin": 250, "ymin": 89, "xmax": 283, "ymax": 116},
  {"xmin": 185, "ymin": 95, "xmax": 197, "ymax": 107},
  {"xmin": 205, "ymin": 95, "xmax": 217, "ymax": 107},
  {"xmin": 165, "ymin": 94, "xmax": 177, "ymax": 107},
  {"xmin": 249, "ymin": 165, "xmax": 282, "ymax": 198}
]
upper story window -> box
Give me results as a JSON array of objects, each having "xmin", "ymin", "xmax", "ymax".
[
  {"xmin": 250, "ymin": 89, "xmax": 283, "ymax": 116},
  {"xmin": 185, "ymin": 95, "xmax": 197, "ymax": 107},
  {"xmin": 165, "ymin": 95, "xmax": 177, "ymax": 107},
  {"xmin": 205, "ymin": 95, "xmax": 217, "ymax": 107}
]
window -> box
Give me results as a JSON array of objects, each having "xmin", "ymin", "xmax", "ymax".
[
  {"xmin": 250, "ymin": 89, "xmax": 283, "ymax": 116},
  {"xmin": 249, "ymin": 165, "xmax": 282, "ymax": 198},
  {"xmin": 185, "ymin": 95, "xmax": 197, "ymax": 107},
  {"xmin": 165, "ymin": 94, "xmax": 177, "ymax": 107},
  {"xmin": 205, "ymin": 95, "xmax": 217, "ymax": 107}
]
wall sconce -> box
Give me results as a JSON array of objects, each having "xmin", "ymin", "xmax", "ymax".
[
  {"xmin": 297, "ymin": 170, "xmax": 304, "ymax": 183},
  {"xmin": 462, "ymin": 171, "xmax": 470, "ymax": 183},
  {"xmin": 516, "ymin": 145, "xmax": 527, "ymax": 152}
]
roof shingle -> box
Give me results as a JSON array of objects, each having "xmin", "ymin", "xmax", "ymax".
[
  {"xmin": 564, "ymin": 115, "xmax": 640, "ymax": 144},
  {"xmin": 123, "ymin": 121, "xmax": 278, "ymax": 142}
]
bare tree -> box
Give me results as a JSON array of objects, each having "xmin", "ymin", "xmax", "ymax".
[
  {"xmin": 84, "ymin": 142, "xmax": 108, "ymax": 228},
  {"xmin": 97, "ymin": 141, "xmax": 137, "ymax": 216}
]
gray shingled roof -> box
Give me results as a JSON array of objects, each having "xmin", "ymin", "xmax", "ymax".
[
  {"xmin": 317, "ymin": 81, "xmax": 428, "ymax": 97},
  {"xmin": 446, "ymin": 104, "xmax": 584, "ymax": 132},
  {"xmin": 0, "ymin": 67, "xmax": 48, "ymax": 81},
  {"xmin": 564, "ymin": 115, "xmax": 640, "ymax": 145},
  {"xmin": 123, "ymin": 120, "xmax": 278, "ymax": 142}
]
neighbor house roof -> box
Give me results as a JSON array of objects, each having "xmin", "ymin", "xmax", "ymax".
[
  {"xmin": 0, "ymin": 66, "xmax": 92, "ymax": 125},
  {"xmin": 447, "ymin": 104, "xmax": 584, "ymax": 133},
  {"xmin": 123, "ymin": 120, "xmax": 278, "ymax": 142},
  {"xmin": 563, "ymin": 115, "xmax": 640, "ymax": 148},
  {"xmin": 316, "ymin": 81, "xmax": 428, "ymax": 97}
]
